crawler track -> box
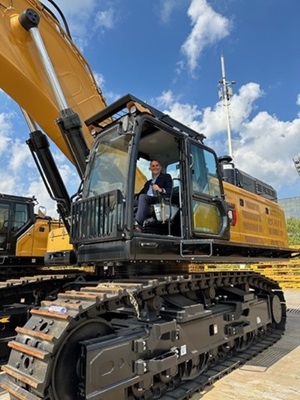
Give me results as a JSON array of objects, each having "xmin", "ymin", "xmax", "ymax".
[
  {"xmin": 158, "ymin": 330, "xmax": 283, "ymax": 400},
  {"xmin": 0, "ymin": 271, "xmax": 286, "ymax": 400}
]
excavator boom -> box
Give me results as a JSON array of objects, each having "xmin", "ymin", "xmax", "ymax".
[{"xmin": 0, "ymin": 0, "xmax": 106, "ymax": 161}]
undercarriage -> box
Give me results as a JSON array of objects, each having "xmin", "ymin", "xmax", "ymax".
[{"xmin": 0, "ymin": 270, "xmax": 286, "ymax": 400}]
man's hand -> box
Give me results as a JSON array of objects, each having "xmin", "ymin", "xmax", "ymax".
[{"xmin": 152, "ymin": 184, "xmax": 162, "ymax": 193}]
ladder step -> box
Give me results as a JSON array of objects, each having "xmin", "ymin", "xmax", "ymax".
[
  {"xmin": 1, "ymin": 365, "xmax": 40, "ymax": 389},
  {"xmin": 15, "ymin": 326, "xmax": 55, "ymax": 342},
  {"xmin": 8, "ymin": 341, "xmax": 49, "ymax": 360},
  {"xmin": 0, "ymin": 378, "xmax": 41, "ymax": 400}
]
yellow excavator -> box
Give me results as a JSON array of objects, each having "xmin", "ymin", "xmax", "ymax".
[
  {"xmin": 0, "ymin": 193, "xmax": 61, "ymax": 267},
  {"xmin": 0, "ymin": 1, "xmax": 297, "ymax": 399}
]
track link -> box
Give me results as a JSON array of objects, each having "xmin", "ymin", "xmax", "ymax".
[{"xmin": 0, "ymin": 271, "xmax": 286, "ymax": 400}]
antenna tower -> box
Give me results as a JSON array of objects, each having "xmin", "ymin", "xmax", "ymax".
[{"xmin": 218, "ymin": 55, "xmax": 235, "ymax": 158}]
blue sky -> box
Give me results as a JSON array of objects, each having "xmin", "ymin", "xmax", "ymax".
[{"xmin": 1, "ymin": 0, "xmax": 300, "ymax": 216}]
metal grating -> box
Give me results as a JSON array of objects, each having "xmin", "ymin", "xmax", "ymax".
[
  {"xmin": 71, "ymin": 190, "xmax": 124, "ymax": 243},
  {"xmin": 245, "ymin": 312, "xmax": 300, "ymax": 368},
  {"xmin": 287, "ymin": 308, "xmax": 300, "ymax": 314}
]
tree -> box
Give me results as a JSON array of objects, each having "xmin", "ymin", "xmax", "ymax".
[{"xmin": 286, "ymin": 217, "xmax": 300, "ymax": 246}]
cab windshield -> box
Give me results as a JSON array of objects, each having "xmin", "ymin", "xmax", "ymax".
[{"xmin": 84, "ymin": 126, "xmax": 132, "ymax": 198}]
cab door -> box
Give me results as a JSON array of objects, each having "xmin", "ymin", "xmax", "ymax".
[
  {"xmin": 188, "ymin": 141, "xmax": 229, "ymax": 239},
  {"xmin": 0, "ymin": 200, "xmax": 31, "ymax": 256},
  {"xmin": 0, "ymin": 202, "xmax": 10, "ymax": 254}
]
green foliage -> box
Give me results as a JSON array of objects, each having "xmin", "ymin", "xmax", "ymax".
[{"xmin": 286, "ymin": 217, "xmax": 300, "ymax": 245}]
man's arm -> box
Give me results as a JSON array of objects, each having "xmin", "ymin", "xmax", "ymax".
[
  {"xmin": 153, "ymin": 173, "xmax": 173, "ymax": 196},
  {"xmin": 163, "ymin": 173, "xmax": 173, "ymax": 196}
]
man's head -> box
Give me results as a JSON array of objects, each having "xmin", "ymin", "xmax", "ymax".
[{"xmin": 149, "ymin": 160, "xmax": 162, "ymax": 177}]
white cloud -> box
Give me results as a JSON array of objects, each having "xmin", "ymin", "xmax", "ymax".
[
  {"xmin": 26, "ymin": 179, "xmax": 58, "ymax": 217},
  {"xmin": 95, "ymin": 8, "xmax": 115, "ymax": 31},
  {"xmin": 0, "ymin": 172, "xmax": 18, "ymax": 194},
  {"xmin": 52, "ymin": 0, "xmax": 116, "ymax": 48},
  {"xmin": 296, "ymin": 94, "xmax": 300, "ymax": 106},
  {"xmin": 24, "ymin": 156, "xmax": 79, "ymax": 218},
  {"xmin": 58, "ymin": 163, "xmax": 80, "ymax": 193},
  {"xmin": 53, "ymin": 0, "xmax": 97, "ymax": 16},
  {"xmin": 87, "ymin": 70, "xmax": 120, "ymax": 104},
  {"xmin": 0, "ymin": 112, "xmax": 13, "ymax": 153},
  {"xmin": 9, "ymin": 140, "xmax": 33, "ymax": 171},
  {"xmin": 166, "ymin": 102, "xmax": 202, "ymax": 131},
  {"xmin": 233, "ymin": 112, "xmax": 300, "ymax": 193},
  {"xmin": 155, "ymin": 83, "xmax": 300, "ymax": 196},
  {"xmin": 0, "ymin": 110, "xmax": 33, "ymax": 195},
  {"xmin": 94, "ymin": 72, "xmax": 105, "ymax": 88},
  {"xmin": 51, "ymin": 151, "xmax": 81, "ymax": 194},
  {"xmin": 199, "ymin": 82, "xmax": 264, "ymax": 137},
  {"xmin": 38, "ymin": 0, "xmax": 97, "ymax": 50},
  {"xmin": 156, "ymin": 90, "xmax": 176, "ymax": 107},
  {"xmin": 159, "ymin": 0, "xmax": 184, "ymax": 23},
  {"xmin": 181, "ymin": 0, "xmax": 231, "ymax": 73},
  {"xmin": 156, "ymin": 90, "xmax": 203, "ymax": 133}
]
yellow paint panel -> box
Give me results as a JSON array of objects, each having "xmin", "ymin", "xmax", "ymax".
[
  {"xmin": 47, "ymin": 226, "xmax": 73, "ymax": 252},
  {"xmin": 16, "ymin": 219, "xmax": 60, "ymax": 257},
  {"xmin": 224, "ymin": 181, "xmax": 289, "ymax": 247}
]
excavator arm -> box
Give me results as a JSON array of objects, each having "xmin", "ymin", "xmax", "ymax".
[{"xmin": 0, "ymin": 0, "xmax": 106, "ymax": 161}]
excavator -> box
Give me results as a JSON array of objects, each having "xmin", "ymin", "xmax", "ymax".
[
  {"xmin": 0, "ymin": 1, "xmax": 296, "ymax": 399},
  {"xmin": 0, "ymin": 193, "xmax": 60, "ymax": 269}
]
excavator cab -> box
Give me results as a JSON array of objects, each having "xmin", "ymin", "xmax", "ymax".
[
  {"xmin": 0, "ymin": 195, "xmax": 33, "ymax": 257},
  {"xmin": 71, "ymin": 95, "xmax": 230, "ymax": 270},
  {"xmin": 0, "ymin": 194, "xmax": 50, "ymax": 266}
]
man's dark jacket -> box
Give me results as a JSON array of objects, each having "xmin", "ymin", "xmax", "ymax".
[{"xmin": 139, "ymin": 173, "xmax": 173, "ymax": 197}]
